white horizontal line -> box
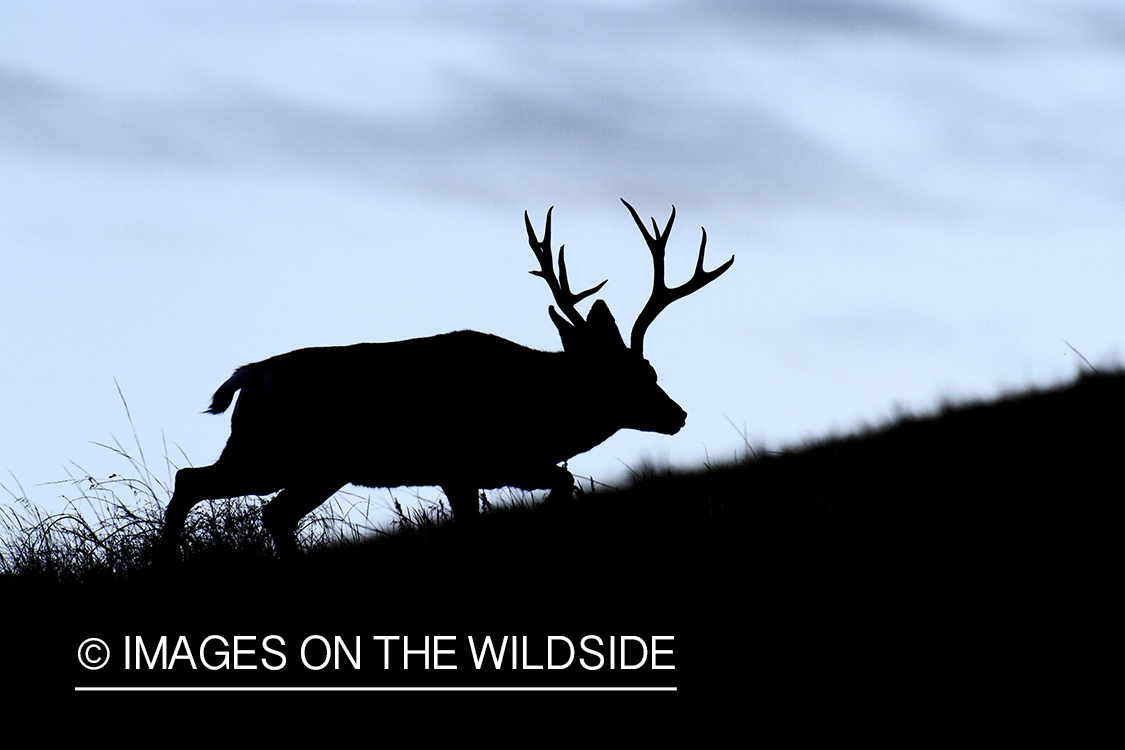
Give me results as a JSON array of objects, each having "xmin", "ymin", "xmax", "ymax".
[{"xmin": 76, "ymin": 686, "xmax": 677, "ymax": 692}]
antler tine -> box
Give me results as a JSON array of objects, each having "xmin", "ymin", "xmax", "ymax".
[
  {"xmin": 525, "ymin": 207, "xmax": 608, "ymax": 327},
  {"xmin": 622, "ymin": 199, "xmax": 734, "ymax": 356},
  {"xmin": 623, "ymin": 199, "xmax": 675, "ymax": 254}
]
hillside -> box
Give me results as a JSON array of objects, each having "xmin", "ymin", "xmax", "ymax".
[{"xmin": 9, "ymin": 369, "xmax": 1121, "ymax": 704}]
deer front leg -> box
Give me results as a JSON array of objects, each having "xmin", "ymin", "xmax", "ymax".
[
  {"xmin": 531, "ymin": 464, "xmax": 577, "ymax": 511},
  {"xmin": 443, "ymin": 485, "xmax": 481, "ymax": 521}
]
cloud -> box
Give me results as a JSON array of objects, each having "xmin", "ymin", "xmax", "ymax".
[
  {"xmin": 0, "ymin": 63, "xmax": 877, "ymax": 213},
  {"xmin": 695, "ymin": 0, "xmax": 996, "ymax": 43},
  {"xmin": 5, "ymin": 0, "xmax": 1119, "ymax": 214}
]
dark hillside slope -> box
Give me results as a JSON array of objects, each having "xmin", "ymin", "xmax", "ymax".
[
  {"xmin": 677, "ymin": 369, "xmax": 1121, "ymax": 700},
  {"xmin": 33, "ymin": 370, "xmax": 1122, "ymax": 701},
  {"xmin": 699, "ymin": 368, "xmax": 1120, "ymax": 582}
]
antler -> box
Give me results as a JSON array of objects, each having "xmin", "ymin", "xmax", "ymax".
[
  {"xmin": 525, "ymin": 206, "xmax": 607, "ymax": 327},
  {"xmin": 623, "ymin": 199, "xmax": 734, "ymax": 356}
]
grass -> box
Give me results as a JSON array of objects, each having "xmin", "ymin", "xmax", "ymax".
[
  {"xmin": 4, "ymin": 367, "xmax": 1120, "ymax": 589},
  {"xmin": 0, "ymin": 450, "xmax": 446, "ymax": 585},
  {"xmin": 0, "ymin": 379, "xmax": 442, "ymax": 584},
  {"xmin": 3, "ymin": 368, "xmax": 1121, "ymax": 704}
]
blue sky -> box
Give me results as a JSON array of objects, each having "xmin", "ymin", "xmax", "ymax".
[{"xmin": 2, "ymin": 0, "xmax": 1122, "ymax": 526}]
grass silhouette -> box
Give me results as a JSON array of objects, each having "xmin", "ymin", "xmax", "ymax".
[{"xmin": 4, "ymin": 369, "xmax": 1120, "ymax": 702}]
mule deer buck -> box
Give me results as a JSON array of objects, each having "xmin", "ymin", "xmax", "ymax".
[{"xmin": 161, "ymin": 200, "xmax": 733, "ymax": 557}]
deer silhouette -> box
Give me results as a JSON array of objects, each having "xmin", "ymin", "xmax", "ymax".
[{"xmin": 161, "ymin": 200, "xmax": 733, "ymax": 557}]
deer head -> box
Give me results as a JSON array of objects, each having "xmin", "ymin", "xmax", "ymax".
[{"xmin": 523, "ymin": 199, "xmax": 734, "ymax": 435}]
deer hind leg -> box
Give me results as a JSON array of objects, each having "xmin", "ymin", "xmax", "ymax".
[
  {"xmin": 161, "ymin": 463, "xmax": 280, "ymax": 555},
  {"xmin": 261, "ymin": 482, "xmax": 345, "ymax": 558}
]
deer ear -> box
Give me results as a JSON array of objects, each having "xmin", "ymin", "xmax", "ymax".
[{"xmin": 586, "ymin": 299, "xmax": 627, "ymax": 351}]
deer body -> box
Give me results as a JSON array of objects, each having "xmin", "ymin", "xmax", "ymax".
[{"xmin": 162, "ymin": 201, "xmax": 731, "ymax": 557}]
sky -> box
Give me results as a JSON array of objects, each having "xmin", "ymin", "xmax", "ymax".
[{"xmin": 2, "ymin": 0, "xmax": 1122, "ymax": 529}]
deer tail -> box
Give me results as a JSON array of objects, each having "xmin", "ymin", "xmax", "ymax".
[{"xmin": 205, "ymin": 365, "xmax": 257, "ymax": 414}]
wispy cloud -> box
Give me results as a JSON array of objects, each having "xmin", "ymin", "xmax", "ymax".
[
  {"xmin": 2, "ymin": 1, "xmax": 1121, "ymax": 209},
  {"xmin": 0, "ymin": 1, "xmax": 970, "ymax": 209}
]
